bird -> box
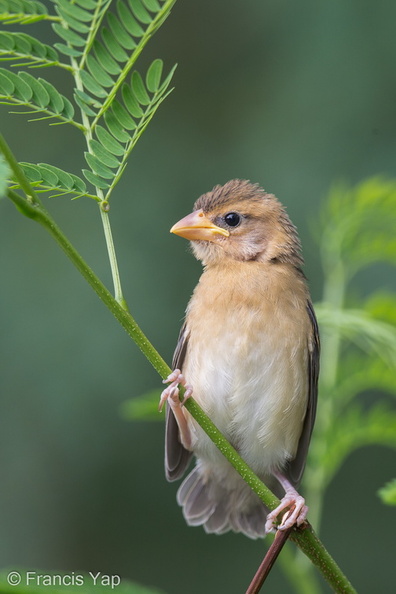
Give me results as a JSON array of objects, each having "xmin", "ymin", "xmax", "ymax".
[{"xmin": 159, "ymin": 179, "xmax": 319, "ymax": 539}]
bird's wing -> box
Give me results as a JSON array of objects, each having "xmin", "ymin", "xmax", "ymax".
[
  {"xmin": 286, "ymin": 300, "xmax": 320, "ymax": 487},
  {"xmin": 165, "ymin": 321, "xmax": 193, "ymax": 481}
]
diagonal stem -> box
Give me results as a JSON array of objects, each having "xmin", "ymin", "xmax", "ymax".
[{"xmin": 246, "ymin": 527, "xmax": 293, "ymax": 594}]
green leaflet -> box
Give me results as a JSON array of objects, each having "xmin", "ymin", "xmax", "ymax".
[
  {"xmin": 104, "ymin": 111, "xmax": 131, "ymax": 143},
  {"xmin": 74, "ymin": 91, "xmax": 99, "ymax": 116},
  {"xmin": 84, "ymin": 152, "xmax": 114, "ymax": 179},
  {"xmin": 0, "ymin": 68, "xmax": 32, "ymax": 101},
  {"xmin": 18, "ymin": 72, "xmax": 50, "ymax": 108},
  {"xmin": 111, "ymin": 99, "xmax": 137, "ymax": 130},
  {"xmin": 89, "ymin": 139, "xmax": 121, "ymax": 168},
  {"xmin": 95, "ymin": 125, "xmax": 125, "ymax": 156},
  {"xmin": 142, "ymin": 0, "xmax": 161, "ymax": 11},
  {"xmin": 116, "ymin": 0, "xmax": 144, "ymax": 37},
  {"xmin": 128, "ymin": 0, "xmax": 152, "ymax": 24},
  {"xmin": 54, "ymin": 43, "xmax": 83, "ymax": 58},
  {"xmin": 107, "ymin": 11, "xmax": 138, "ymax": 49},
  {"xmin": 56, "ymin": 7, "xmax": 91, "ymax": 34},
  {"xmin": 146, "ymin": 59, "xmax": 163, "ymax": 92},
  {"xmin": 80, "ymin": 70, "xmax": 108, "ymax": 98},
  {"xmin": 0, "ymin": 70, "xmax": 15, "ymax": 95},
  {"xmin": 101, "ymin": 27, "xmax": 129, "ymax": 62},
  {"xmin": 86, "ymin": 54, "xmax": 115, "ymax": 88},
  {"xmin": 73, "ymin": 0, "xmax": 99, "ymax": 9},
  {"xmin": 82, "ymin": 168, "xmax": 110, "ymax": 189},
  {"xmin": 93, "ymin": 39, "xmax": 122, "ymax": 76},
  {"xmin": 0, "ymin": 0, "xmax": 49, "ymax": 25},
  {"xmin": 52, "ymin": 23, "xmax": 86, "ymax": 47},
  {"xmin": 131, "ymin": 70, "xmax": 150, "ymax": 104},
  {"xmin": 56, "ymin": 0, "xmax": 93, "ymax": 22},
  {"xmin": 16, "ymin": 162, "xmax": 87, "ymax": 195},
  {"xmin": 122, "ymin": 83, "xmax": 143, "ymax": 117}
]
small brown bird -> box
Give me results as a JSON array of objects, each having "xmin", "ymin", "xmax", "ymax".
[{"xmin": 160, "ymin": 179, "xmax": 319, "ymax": 538}]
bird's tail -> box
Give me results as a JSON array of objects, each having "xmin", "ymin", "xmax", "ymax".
[{"xmin": 176, "ymin": 464, "xmax": 268, "ymax": 539}]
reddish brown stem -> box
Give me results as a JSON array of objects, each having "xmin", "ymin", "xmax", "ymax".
[{"xmin": 246, "ymin": 527, "xmax": 293, "ymax": 594}]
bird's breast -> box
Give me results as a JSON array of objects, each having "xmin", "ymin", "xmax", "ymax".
[{"xmin": 182, "ymin": 262, "xmax": 311, "ymax": 475}]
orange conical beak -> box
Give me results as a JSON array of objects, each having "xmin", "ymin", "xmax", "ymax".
[{"xmin": 170, "ymin": 209, "xmax": 229, "ymax": 241}]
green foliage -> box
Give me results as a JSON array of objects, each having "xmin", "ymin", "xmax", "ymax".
[
  {"xmin": 0, "ymin": 31, "xmax": 60, "ymax": 66},
  {"xmin": 378, "ymin": 478, "xmax": 396, "ymax": 506},
  {"xmin": 0, "ymin": 0, "xmax": 177, "ymax": 200},
  {"xmin": 9, "ymin": 162, "xmax": 89, "ymax": 199},
  {"xmin": 0, "ymin": 0, "xmax": 51, "ymax": 25},
  {"xmin": 303, "ymin": 178, "xmax": 396, "ymax": 533},
  {"xmin": 0, "ymin": 153, "xmax": 10, "ymax": 196},
  {"xmin": 318, "ymin": 177, "xmax": 396, "ymax": 276},
  {"xmin": 121, "ymin": 388, "xmax": 162, "ymax": 421}
]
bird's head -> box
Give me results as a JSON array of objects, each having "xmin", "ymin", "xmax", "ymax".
[{"xmin": 171, "ymin": 179, "xmax": 303, "ymax": 267}]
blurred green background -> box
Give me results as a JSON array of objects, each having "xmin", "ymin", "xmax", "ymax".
[{"xmin": 1, "ymin": 0, "xmax": 396, "ymax": 592}]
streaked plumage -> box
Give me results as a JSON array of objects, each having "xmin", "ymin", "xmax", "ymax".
[{"xmin": 161, "ymin": 179, "xmax": 319, "ymax": 539}]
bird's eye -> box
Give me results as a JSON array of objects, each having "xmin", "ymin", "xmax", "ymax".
[{"xmin": 224, "ymin": 212, "xmax": 241, "ymax": 227}]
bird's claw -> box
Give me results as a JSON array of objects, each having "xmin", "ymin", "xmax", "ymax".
[
  {"xmin": 159, "ymin": 369, "xmax": 193, "ymax": 412},
  {"xmin": 265, "ymin": 495, "xmax": 308, "ymax": 533}
]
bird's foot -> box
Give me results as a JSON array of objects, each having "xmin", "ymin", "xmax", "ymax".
[
  {"xmin": 265, "ymin": 471, "xmax": 308, "ymax": 533},
  {"xmin": 158, "ymin": 369, "xmax": 193, "ymax": 412},
  {"xmin": 265, "ymin": 494, "xmax": 307, "ymax": 533},
  {"xmin": 159, "ymin": 369, "xmax": 193, "ymax": 450}
]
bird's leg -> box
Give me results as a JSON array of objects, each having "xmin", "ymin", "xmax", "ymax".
[
  {"xmin": 159, "ymin": 369, "xmax": 193, "ymax": 450},
  {"xmin": 265, "ymin": 471, "xmax": 308, "ymax": 533}
]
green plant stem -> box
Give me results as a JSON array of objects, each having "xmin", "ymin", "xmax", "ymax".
[
  {"xmin": 2, "ymin": 135, "xmax": 356, "ymax": 594},
  {"xmin": 278, "ymin": 542, "xmax": 322, "ymax": 594},
  {"xmin": 0, "ymin": 134, "xmax": 40, "ymax": 206},
  {"xmin": 99, "ymin": 205, "xmax": 128, "ymax": 308},
  {"xmin": 69, "ymin": 51, "xmax": 127, "ymax": 308}
]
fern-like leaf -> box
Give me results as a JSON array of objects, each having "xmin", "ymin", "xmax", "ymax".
[
  {"xmin": 319, "ymin": 178, "xmax": 396, "ymax": 277},
  {"xmin": 322, "ymin": 405, "xmax": 396, "ymax": 485},
  {"xmin": 316, "ymin": 303, "xmax": 396, "ymax": 367},
  {"xmin": 9, "ymin": 162, "xmax": 93, "ymax": 199},
  {"xmin": 0, "ymin": 31, "xmax": 68, "ymax": 69},
  {"xmin": 0, "ymin": 67, "xmax": 79, "ymax": 125},
  {"xmin": 68, "ymin": 0, "xmax": 177, "ymax": 126},
  {"xmin": 52, "ymin": 0, "xmax": 112, "ymax": 59},
  {"xmin": 82, "ymin": 60, "xmax": 176, "ymax": 198},
  {"xmin": 334, "ymin": 355, "xmax": 396, "ymax": 409},
  {"xmin": 0, "ymin": 0, "xmax": 55, "ymax": 24}
]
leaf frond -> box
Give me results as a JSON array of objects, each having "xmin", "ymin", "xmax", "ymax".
[
  {"xmin": 95, "ymin": 61, "xmax": 176, "ymax": 200},
  {"xmin": 318, "ymin": 177, "xmax": 396, "ymax": 278},
  {"xmin": 321, "ymin": 405, "xmax": 396, "ymax": 485},
  {"xmin": 316, "ymin": 303, "xmax": 396, "ymax": 367},
  {"xmin": 0, "ymin": 0, "xmax": 59, "ymax": 25},
  {"xmin": 0, "ymin": 31, "xmax": 71, "ymax": 70},
  {"xmin": 9, "ymin": 161, "xmax": 99, "ymax": 200},
  {"xmin": 0, "ymin": 67, "xmax": 81, "ymax": 126}
]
